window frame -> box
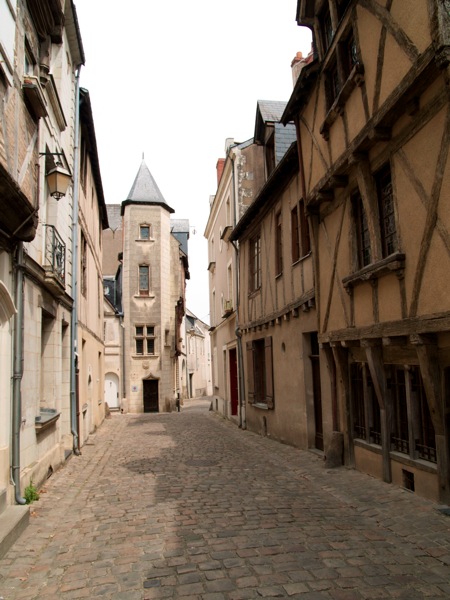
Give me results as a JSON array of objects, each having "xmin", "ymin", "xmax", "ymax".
[
  {"xmin": 353, "ymin": 191, "xmax": 371, "ymax": 268},
  {"xmin": 80, "ymin": 232, "xmax": 87, "ymax": 298},
  {"xmin": 299, "ymin": 199, "xmax": 311, "ymax": 258},
  {"xmin": 375, "ymin": 164, "xmax": 397, "ymax": 258},
  {"xmin": 135, "ymin": 324, "xmax": 156, "ymax": 356},
  {"xmin": 291, "ymin": 206, "xmax": 300, "ymax": 263},
  {"xmin": 138, "ymin": 264, "xmax": 150, "ymax": 296},
  {"xmin": 249, "ymin": 233, "xmax": 261, "ymax": 293},
  {"xmin": 139, "ymin": 224, "xmax": 151, "ymax": 240},
  {"xmin": 275, "ymin": 211, "xmax": 283, "ymax": 276},
  {"xmin": 246, "ymin": 337, "xmax": 274, "ymax": 409}
]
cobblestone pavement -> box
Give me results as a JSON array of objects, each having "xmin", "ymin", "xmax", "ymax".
[{"xmin": 1, "ymin": 398, "xmax": 450, "ymax": 600}]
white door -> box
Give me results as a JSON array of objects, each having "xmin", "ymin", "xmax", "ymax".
[{"xmin": 104, "ymin": 373, "xmax": 119, "ymax": 409}]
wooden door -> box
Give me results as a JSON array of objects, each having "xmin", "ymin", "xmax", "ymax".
[{"xmin": 143, "ymin": 379, "xmax": 159, "ymax": 413}]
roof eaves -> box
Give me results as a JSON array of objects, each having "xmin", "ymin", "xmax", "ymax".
[{"xmin": 281, "ymin": 59, "xmax": 320, "ymax": 125}]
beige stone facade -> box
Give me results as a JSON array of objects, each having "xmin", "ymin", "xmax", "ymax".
[
  {"xmin": 103, "ymin": 162, "xmax": 189, "ymax": 414},
  {"xmin": 0, "ymin": 0, "xmax": 106, "ymax": 534},
  {"xmin": 182, "ymin": 309, "xmax": 213, "ymax": 400},
  {"xmin": 205, "ymin": 137, "xmax": 264, "ymax": 423}
]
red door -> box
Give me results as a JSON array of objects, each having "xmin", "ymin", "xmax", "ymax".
[{"xmin": 229, "ymin": 348, "xmax": 238, "ymax": 416}]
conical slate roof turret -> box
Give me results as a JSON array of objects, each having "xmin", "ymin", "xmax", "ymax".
[{"xmin": 121, "ymin": 159, "xmax": 174, "ymax": 215}]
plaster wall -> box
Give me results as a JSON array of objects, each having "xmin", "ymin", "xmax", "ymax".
[{"xmin": 244, "ymin": 310, "xmax": 317, "ymax": 448}]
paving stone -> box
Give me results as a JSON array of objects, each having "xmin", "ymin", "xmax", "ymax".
[{"xmin": 0, "ymin": 399, "xmax": 449, "ymax": 599}]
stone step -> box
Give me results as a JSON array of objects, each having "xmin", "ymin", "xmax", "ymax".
[
  {"xmin": 0, "ymin": 504, "xmax": 30, "ymax": 559},
  {"xmin": 0, "ymin": 488, "xmax": 6, "ymax": 514}
]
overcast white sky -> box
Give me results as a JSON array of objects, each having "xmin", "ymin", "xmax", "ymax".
[{"xmin": 75, "ymin": 1, "xmax": 312, "ymax": 324}]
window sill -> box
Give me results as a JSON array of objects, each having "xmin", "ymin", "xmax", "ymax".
[
  {"xmin": 320, "ymin": 62, "xmax": 365, "ymax": 140},
  {"xmin": 354, "ymin": 439, "xmax": 437, "ymax": 473},
  {"xmin": 390, "ymin": 450, "xmax": 437, "ymax": 473},
  {"xmin": 292, "ymin": 252, "xmax": 312, "ymax": 267},
  {"xmin": 134, "ymin": 293, "xmax": 155, "ymax": 299},
  {"xmin": 133, "ymin": 354, "xmax": 158, "ymax": 359},
  {"xmin": 23, "ymin": 75, "xmax": 48, "ymax": 119},
  {"xmin": 135, "ymin": 238, "xmax": 155, "ymax": 242},
  {"xmin": 248, "ymin": 288, "xmax": 261, "ymax": 299},
  {"xmin": 251, "ymin": 402, "xmax": 269, "ymax": 410},
  {"xmin": 35, "ymin": 408, "xmax": 60, "ymax": 433},
  {"xmin": 343, "ymin": 252, "xmax": 405, "ymax": 291}
]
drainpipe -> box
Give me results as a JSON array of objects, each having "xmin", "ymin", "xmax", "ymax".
[
  {"xmin": 120, "ymin": 313, "xmax": 126, "ymax": 405},
  {"xmin": 11, "ymin": 242, "xmax": 26, "ymax": 505},
  {"xmin": 70, "ymin": 66, "xmax": 82, "ymax": 455},
  {"xmin": 229, "ymin": 147, "xmax": 246, "ymax": 429}
]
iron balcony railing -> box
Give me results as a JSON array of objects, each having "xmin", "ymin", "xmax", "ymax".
[{"xmin": 43, "ymin": 224, "xmax": 65, "ymax": 285}]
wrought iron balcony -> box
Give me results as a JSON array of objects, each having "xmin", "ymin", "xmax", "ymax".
[{"xmin": 43, "ymin": 224, "xmax": 65, "ymax": 291}]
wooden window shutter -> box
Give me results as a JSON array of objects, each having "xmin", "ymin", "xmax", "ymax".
[
  {"xmin": 265, "ymin": 336, "xmax": 274, "ymax": 409},
  {"xmin": 246, "ymin": 341, "xmax": 255, "ymax": 404}
]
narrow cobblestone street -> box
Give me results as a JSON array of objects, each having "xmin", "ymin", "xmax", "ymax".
[{"xmin": 0, "ymin": 398, "xmax": 449, "ymax": 600}]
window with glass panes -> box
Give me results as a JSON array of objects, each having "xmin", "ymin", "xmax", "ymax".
[
  {"xmin": 376, "ymin": 165, "xmax": 397, "ymax": 257},
  {"xmin": 135, "ymin": 325, "xmax": 155, "ymax": 355},
  {"xmin": 139, "ymin": 265, "xmax": 150, "ymax": 296}
]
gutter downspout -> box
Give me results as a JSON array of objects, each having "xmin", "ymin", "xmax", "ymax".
[
  {"xmin": 229, "ymin": 148, "xmax": 246, "ymax": 430},
  {"xmin": 12, "ymin": 242, "xmax": 26, "ymax": 505},
  {"xmin": 70, "ymin": 66, "xmax": 82, "ymax": 455},
  {"xmin": 120, "ymin": 313, "xmax": 126, "ymax": 408}
]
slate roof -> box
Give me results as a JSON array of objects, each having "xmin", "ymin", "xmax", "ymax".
[
  {"xmin": 106, "ymin": 205, "xmax": 122, "ymax": 231},
  {"xmin": 274, "ymin": 122, "xmax": 297, "ymax": 166},
  {"xmin": 121, "ymin": 160, "xmax": 174, "ymax": 215},
  {"xmin": 257, "ymin": 100, "xmax": 288, "ymax": 123}
]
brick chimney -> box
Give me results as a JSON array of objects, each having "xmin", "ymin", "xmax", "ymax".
[
  {"xmin": 291, "ymin": 46, "xmax": 314, "ymax": 85},
  {"xmin": 216, "ymin": 158, "xmax": 225, "ymax": 185}
]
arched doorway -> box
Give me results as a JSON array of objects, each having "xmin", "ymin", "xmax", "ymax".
[{"xmin": 104, "ymin": 372, "xmax": 120, "ymax": 410}]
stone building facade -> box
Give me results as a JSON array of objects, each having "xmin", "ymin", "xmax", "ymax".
[
  {"xmin": 205, "ymin": 136, "xmax": 264, "ymax": 424},
  {"xmin": 0, "ymin": 0, "xmax": 106, "ymax": 554},
  {"xmin": 103, "ymin": 161, "xmax": 190, "ymax": 413}
]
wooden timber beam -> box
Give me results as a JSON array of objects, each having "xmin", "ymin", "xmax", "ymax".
[
  {"xmin": 361, "ymin": 339, "xmax": 392, "ymax": 483},
  {"xmin": 411, "ymin": 334, "xmax": 450, "ymax": 504}
]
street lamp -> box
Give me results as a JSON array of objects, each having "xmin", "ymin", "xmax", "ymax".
[
  {"xmin": 39, "ymin": 152, "xmax": 72, "ymax": 200},
  {"xmin": 45, "ymin": 164, "xmax": 72, "ymax": 200}
]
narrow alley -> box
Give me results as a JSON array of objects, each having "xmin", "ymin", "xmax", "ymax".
[{"xmin": 0, "ymin": 399, "xmax": 449, "ymax": 600}]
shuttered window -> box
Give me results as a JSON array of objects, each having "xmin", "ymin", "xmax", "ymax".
[{"xmin": 246, "ymin": 337, "xmax": 274, "ymax": 409}]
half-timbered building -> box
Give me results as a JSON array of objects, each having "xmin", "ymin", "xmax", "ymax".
[
  {"xmin": 229, "ymin": 101, "xmax": 320, "ymax": 447},
  {"xmin": 282, "ymin": 0, "xmax": 450, "ymax": 502}
]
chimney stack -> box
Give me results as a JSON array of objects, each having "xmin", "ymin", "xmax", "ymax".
[
  {"xmin": 216, "ymin": 158, "xmax": 225, "ymax": 185},
  {"xmin": 291, "ymin": 46, "xmax": 314, "ymax": 85}
]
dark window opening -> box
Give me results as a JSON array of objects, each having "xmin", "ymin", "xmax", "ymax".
[
  {"xmin": 411, "ymin": 366, "xmax": 436, "ymax": 463},
  {"xmin": 275, "ymin": 211, "xmax": 283, "ymax": 275},
  {"xmin": 246, "ymin": 337, "xmax": 274, "ymax": 409},
  {"xmin": 403, "ymin": 469, "xmax": 415, "ymax": 492},
  {"xmin": 389, "ymin": 367, "xmax": 409, "ymax": 454},
  {"xmin": 321, "ymin": 7, "xmax": 334, "ymax": 53},
  {"xmin": 353, "ymin": 192, "xmax": 371, "ymax": 268},
  {"xmin": 299, "ymin": 200, "xmax": 311, "ymax": 257},
  {"xmin": 376, "ymin": 165, "xmax": 397, "ymax": 257},
  {"xmin": 341, "ymin": 30, "xmax": 358, "ymax": 81},
  {"xmin": 291, "ymin": 206, "xmax": 300, "ymax": 263},
  {"xmin": 249, "ymin": 234, "xmax": 261, "ymax": 292},
  {"xmin": 326, "ymin": 60, "xmax": 340, "ymax": 107}
]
